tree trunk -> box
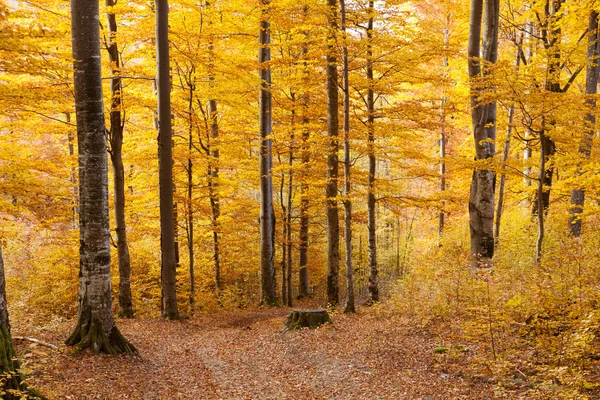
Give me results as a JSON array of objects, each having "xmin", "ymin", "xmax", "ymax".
[
  {"xmin": 494, "ymin": 46, "xmax": 521, "ymax": 249},
  {"xmin": 365, "ymin": 0, "xmax": 379, "ymax": 302},
  {"xmin": 0, "ymin": 245, "xmax": 26, "ymax": 397},
  {"xmin": 259, "ymin": 0, "xmax": 277, "ymax": 306},
  {"xmin": 286, "ymin": 112, "xmax": 294, "ymax": 306},
  {"xmin": 105, "ymin": 0, "xmax": 133, "ymax": 319},
  {"xmin": 66, "ymin": 0, "xmax": 135, "ymax": 353},
  {"xmin": 340, "ymin": 0, "xmax": 354, "ymax": 314},
  {"xmin": 298, "ymin": 17, "xmax": 310, "ymax": 299},
  {"xmin": 467, "ymin": 0, "xmax": 498, "ymax": 267},
  {"xmin": 185, "ymin": 74, "xmax": 195, "ymax": 310},
  {"xmin": 494, "ymin": 105, "xmax": 514, "ymax": 249},
  {"xmin": 568, "ymin": 11, "xmax": 600, "ymax": 237},
  {"xmin": 326, "ymin": 0, "xmax": 340, "ymax": 307},
  {"xmin": 532, "ymin": 0, "xmax": 562, "ymax": 217},
  {"xmin": 439, "ymin": 17, "xmax": 450, "ymax": 245},
  {"xmin": 156, "ymin": 0, "xmax": 179, "ymax": 319}
]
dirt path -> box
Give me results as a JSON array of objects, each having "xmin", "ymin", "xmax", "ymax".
[{"xmin": 15, "ymin": 309, "xmax": 504, "ymax": 399}]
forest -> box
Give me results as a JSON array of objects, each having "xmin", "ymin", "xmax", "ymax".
[{"xmin": 1, "ymin": 0, "xmax": 600, "ymax": 398}]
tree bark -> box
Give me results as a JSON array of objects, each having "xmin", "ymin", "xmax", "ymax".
[
  {"xmin": 156, "ymin": 0, "xmax": 179, "ymax": 319},
  {"xmin": 366, "ymin": 0, "xmax": 379, "ymax": 302},
  {"xmin": 532, "ymin": 0, "xmax": 562, "ymax": 217},
  {"xmin": 340, "ymin": 0, "xmax": 354, "ymax": 314},
  {"xmin": 467, "ymin": 0, "xmax": 498, "ymax": 267},
  {"xmin": 105, "ymin": 0, "xmax": 133, "ymax": 319},
  {"xmin": 494, "ymin": 46, "xmax": 521, "ymax": 249},
  {"xmin": 298, "ymin": 15, "xmax": 310, "ymax": 299},
  {"xmin": 66, "ymin": 0, "xmax": 135, "ymax": 353},
  {"xmin": 259, "ymin": 0, "xmax": 277, "ymax": 306},
  {"xmin": 568, "ymin": 11, "xmax": 600, "ymax": 237},
  {"xmin": 0, "ymin": 245, "xmax": 26, "ymax": 397},
  {"xmin": 326, "ymin": 0, "xmax": 340, "ymax": 307}
]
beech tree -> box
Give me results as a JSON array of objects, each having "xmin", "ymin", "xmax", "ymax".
[
  {"xmin": 467, "ymin": 0, "xmax": 498, "ymax": 267},
  {"xmin": 568, "ymin": 11, "xmax": 600, "ymax": 237},
  {"xmin": 259, "ymin": 0, "xmax": 277, "ymax": 306},
  {"xmin": 326, "ymin": 0, "xmax": 340, "ymax": 307},
  {"xmin": 65, "ymin": 0, "xmax": 135, "ymax": 353},
  {"xmin": 0, "ymin": 245, "xmax": 27, "ymax": 398},
  {"xmin": 156, "ymin": 0, "xmax": 179, "ymax": 319},
  {"xmin": 104, "ymin": 0, "xmax": 133, "ymax": 318}
]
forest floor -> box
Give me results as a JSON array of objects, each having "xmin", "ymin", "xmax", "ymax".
[{"xmin": 13, "ymin": 305, "xmax": 532, "ymax": 399}]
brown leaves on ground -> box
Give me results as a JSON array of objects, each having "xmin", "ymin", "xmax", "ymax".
[{"xmin": 14, "ymin": 308, "xmax": 508, "ymax": 399}]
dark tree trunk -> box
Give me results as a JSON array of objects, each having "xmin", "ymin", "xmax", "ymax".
[
  {"xmin": 366, "ymin": 0, "xmax": 379, "ymax": 303},
  {"xmin": 185, "ymin": 73, "xmax": 195, "ymax": 310},
  {"xmin": 340, "ymin": 0, "xmax": 354, "ymax": 314},
  {"xmin": 532, "ymin": 0, "xmax": 562, "ymax": 217},
  {"xmin": 298, "ymin": 20, "xmax": 310, "ymax": 299},
  {"xmin": 156, "ymin": 0, "xmax": 179, "ymax": 319},
  {"xmin": 326, "ymin": 0, "xmax": 340, "ymax": 307},
  {"xmin": 66, "ymin": 0, "xmax": 135, "ymax": 353},
  {"xmin": 569, "ymin": 11, "xmax": 600, "ymax": 237},
  {"xmin": 467, "ymin": 0, "xmax": 499, "ymax": 267},
  {"xmin": 0, "ymin": 245, "xmax": 26, "ymax": 398},
  {"xmin": 494, "ymin": 46, "xmax": 521, "ymax": 248},
  {"xmin": 208, "ymin": 97, "xmax": 221, "ymax": 294},
  {"xmin": 105, "ymin": 0, "xmax": 133, "ymax": 319},
  {"xmin": 259, "ymin": 0, "xmax": 277, "ymax": 306}
]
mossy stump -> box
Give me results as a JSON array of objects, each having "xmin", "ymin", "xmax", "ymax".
[{"xmin": 282, "ymin": 309, "xmax": 332, "ymax": 332}]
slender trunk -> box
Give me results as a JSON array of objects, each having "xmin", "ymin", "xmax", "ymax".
[
  {"xmin": 439, "ymin": 19, "xmax": 450, "ymax": 245},
  {"xmin": 205, "ymin": 1, "xmax": 221, "ymax": 296},
  {"xmin": 286, "ymin": 108, "xmax": 294, "ymax": 306},
  {"xmin": 67, "ymin": 0, "xmax": 135, "ymax": 352},
  {"xmin": 105, "ymin": 0, "xmax": 133, "ymax": 318},
  {"xmin": 259, "ymin": 0, "xmax": 277, "ymax": 306},
  {"xmin": 298, "ymin": 15, "xmax": 310, "ymax": 298},
  {"xmin": 208, "ymin": 97, "xmax": 221, "ymax": 294},
  {"xmin": 468, "ymin": 0, "xmax": 499, "ymax": 267},
  {"xmin": 340, "ymin": 0, "xmax": 354, "ymax": 314},
  {"xmin": 523, "ymin": 6, "xmax": 533, "ymax": 188},
  {"xmin": 366, "ymin": 0, "xmax": 378, "ymax": 302},
  {"xmin": 494, "ymin": 46, "xmax": 522, "ymax": 248},
  {"xmin": 536, "ymin": 128, "xmax": 546, "ymax": 264},
  {"xmin": 186, "ymin": 76, "xmax": 195, "ymax": 310},
  {"xmin": 156, "ymin": 0, "xmax": 179, "ymax": 319},
  {"xmin": 568, "ymin": 11, "xmax": 600, "ymax": 237},
  {"xmin": 532, "ymin": 0, "xmax": 562, "ymax": 217},
  {"xmin": 326, "ymin": 0, "xmax": 340, "ymax": 307},
  {"xmin": 494, "ymin": 105, "xmax": 514, "ymax": 248}
]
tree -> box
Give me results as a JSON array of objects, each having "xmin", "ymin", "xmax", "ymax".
[
  {"xmin": 340, "ymin": 0, "xmax": 354, "ymax": 314},
  {"xmin": 365, "ymin": 0, "xmax": 379, "ymax": 303},
  {"xmin": 156, "ymin": 0, "xmax": 179, "ymax": 319},
  {"xmin": 326, "ymin": 0, "xmax": 340, "ymax": 307},
  {"xmin": 467, "ymin": 0, "xmax": 499, "ymax": 267},
  {"xmin": 297, "ymin": 6, "xmax": 311, "ymax": 299},
  {"xmin": 104, "ymin": 0, "xmax": 134, "ymax": 318},
  {"xmin": 259, "ymin": 0, "xmax": 277, "ymax": 306},
  {"xmin": 65, "ymin": 0, "xmax": 135, "ymax": 353},
  {"xmin": 0, "ymin": 245, "xmax": 27, "ymax": 398},
  {"xmin": 568, "ymin": 11, "xmax": 600, "ymax": 237}
]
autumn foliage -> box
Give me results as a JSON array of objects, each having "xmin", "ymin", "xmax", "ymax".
[{"xmin": 1, "ymin": 0, "xmax": 600, "ymax": 397}]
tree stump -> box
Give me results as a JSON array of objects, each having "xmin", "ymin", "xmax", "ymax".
[{"xmin": 282, "ymin": 309, "xmax": 332, "ymax": 332}]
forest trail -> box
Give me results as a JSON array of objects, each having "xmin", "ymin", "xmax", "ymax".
[{"xmin": 15, "ymin": 308, "xmax": 506, "ymax": 399}]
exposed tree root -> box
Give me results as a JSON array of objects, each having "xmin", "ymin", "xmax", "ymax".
[{"xmin": 66, "ymin": 318, "xmax": 137, "ymax": 356}]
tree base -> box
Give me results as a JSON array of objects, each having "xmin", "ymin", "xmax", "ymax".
[
  {"xmin": 65, "ymin": 318, "xmax": 137, "ymax": 355},
  {"xmin": 0, "ymin": 326, "xmax": 45, "ymax": 399},
  {"xmin": 282, "ymin": 309, "xmax": 332, "ymax": 332}
]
